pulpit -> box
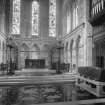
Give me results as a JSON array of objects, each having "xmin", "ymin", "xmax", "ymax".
[{"xmin": 25, "ymin": 59, "xmax": 45, "ymax": 68}]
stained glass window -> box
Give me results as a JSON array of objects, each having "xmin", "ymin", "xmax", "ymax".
[
  {"xmin": 32, "ymin": 1, "xmax": 39, "ymax": 35},
  {"xmin": 12, "ymin": 0, "xmax": 21, "ymax": 34},
  {"xmin": 49, "ymin": 0, "xmax": 56, "ymax": 37}
]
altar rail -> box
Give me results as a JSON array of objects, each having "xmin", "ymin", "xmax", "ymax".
[{"xmin": 0, "ymin": 74, "xmax": 76, "ymax": 85}]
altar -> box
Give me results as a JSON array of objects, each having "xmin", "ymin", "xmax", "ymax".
[{"xmin": 25, "ymin": 59, "xmax": 45, "ymax": 68}]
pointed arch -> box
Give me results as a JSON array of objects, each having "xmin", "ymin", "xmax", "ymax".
[
  {"xmin": 21, "ymin": 43, "xmax": 29, "ymax": 51},
  {"xmin": 72, "ymin": 39, "xmax": 76, "ymax": 69},
  {"xmin": 41, "ymin": 44, "xmax": 50, "ymax": 67},
  {"xmin": 76, "ymin": 35, "xmax": 81, "ymax": 51},
  {"xmin": 42, "ymin": 44, "xmax": 49, "ymax": 52},
  {"xmin": 70, "ymin": 39, "xmax": 74, "ymax": 67},
  {"xmin": 31, "ymin": 44, "xmax": 40, "ymax": 59},
  {"xmin": 32, "ymin": 44, "xmax": 40, "ymax": 51},
  {"xmin": 20, "ymin": 43, "xmax": 29, "ymax": 68},
  {"xmin": 76, "ymin": 35, "xmax": 84, "ymax": 67},
  {"xmin": 65, "ymin": 42, "xmax": 68, "ymax": 63}
]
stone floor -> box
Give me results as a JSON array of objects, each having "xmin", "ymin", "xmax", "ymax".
[
  {"xmin": 0, "ymin": 82, "xmax": 96, "ymax": 105},
  {"xmin": 0, "ymin": 69, "xmax": 103, "ymax": 105}
]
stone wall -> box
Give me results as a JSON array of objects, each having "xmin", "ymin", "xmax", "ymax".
[
  {"xmin": 4, "ymin": 0, "xmax": 94, "ymax": 69},
  {"xmin": 60, "ymin": 0, "xmax": 92, "ymax": 71},
  {"xmin": 0, "ymin": 0, "xmax": 6, "ymax": 64},
  {"xmin": 7, "ymin": 0, "xmax": 59, "ymax": 68}
]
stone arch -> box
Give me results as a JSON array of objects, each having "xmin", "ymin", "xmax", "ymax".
[
  {"xmin": 14, "ymin": 41, "xmax": 19, "ymax": 48},
  {"xmin": 76, "ymin": 35, "xmax": 84, "ymax": 67},
  {"xmin": 20, "ymin": 43, "xmax": 30, "ymax": 68},
  {"xmin": 41, "ymin": 44, "xmax": 49, "ymax": 51},
  {"xmin": 70, "ymin": 39, "xmax": 74, "ymax": 67},
  {"xmin": 76, "ymin": 35, "xmax": 81, "ymax": 50},
  {"xmin": 65, "ymin": 42, "xmax": 68, "ymax": 63},
  {"xmin": 72, "ymin": 39, "xmax": 76, "ymax": 69},
  {"xmin": 41, "ymin": 44, "xmax": 50, "ymax": 67},
  {"xmin": 32, "ymin": 44, "xmax": 40, "ymax": 51},
  {"xmin": 69, "ymin": 39, "xmax": 76, "ymax": 71},
  {"xmin": 62, "ymin": 43, "xmax": 65, "ymax": 63},
  {"xmin": 63, "ymin": 0, "xmax": 72, "ymax": 10},
  {"xmin": 21, "ymin": 43, "xmax": 29, "ymax": 51},
  {"xmin": 31, "ymin": 44, "xmax": 40, "ymax": 59}
]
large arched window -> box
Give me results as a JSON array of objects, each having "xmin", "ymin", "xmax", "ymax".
[
  {"xmin": 49, "ymin": 0, "xmax": 56, "ymax": 37},
  {"xmin": 67, "ymin": 6, "xmax": 71, "ymax": 34},
  {"xmin": 32, "ymin": 0, "xmax": 39, "ymax": 35},
  {"xmin": 12, "ymin": 0, "xmax": 21, "ymax": 34},
  {"xmin": 73, "ymin": 0, "xmax": 78, "ymax": 29}
]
